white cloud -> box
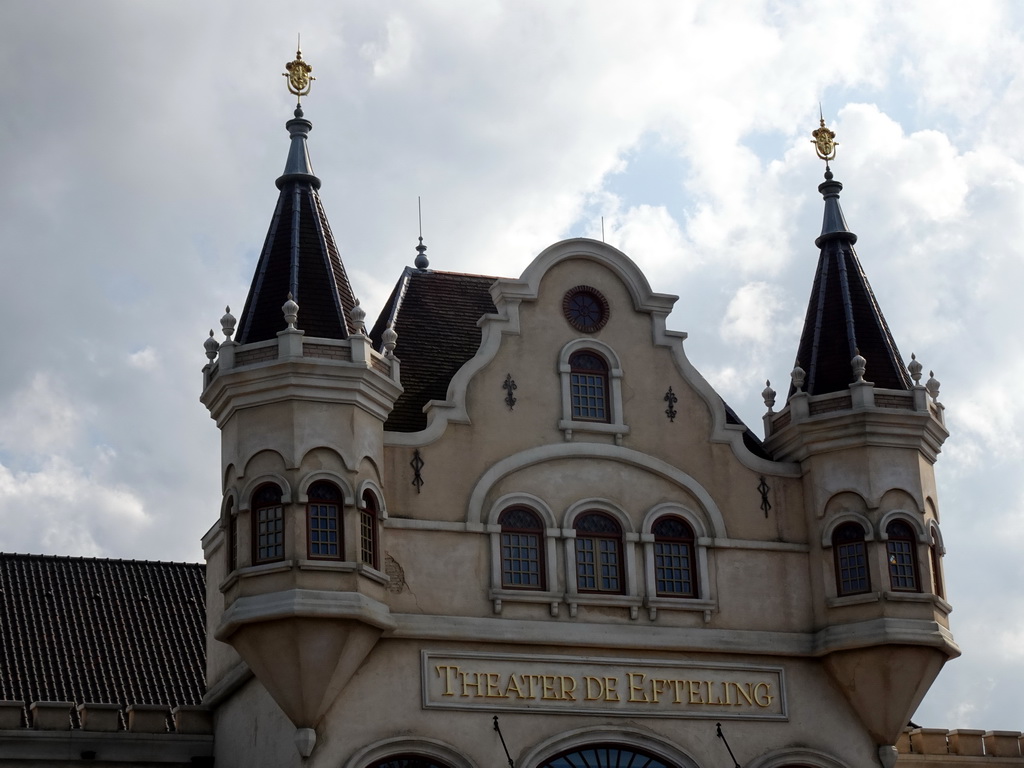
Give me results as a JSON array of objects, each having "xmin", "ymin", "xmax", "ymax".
[{"xmin": 0, "ymin": 373, "xmax": 85, "ymax": 456}]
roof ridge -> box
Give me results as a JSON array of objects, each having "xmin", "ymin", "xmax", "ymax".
[{"xmin": 0, "ymin": 552, "xmax": 203, "ymax": 567}]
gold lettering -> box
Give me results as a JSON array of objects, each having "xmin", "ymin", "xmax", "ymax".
[
  {"xmin": 435, "ymin": 664, "xmax": 459, "ymax": 696},
  {"xmin": 754, "ymin": 682, "xmax": 773, "ymax": 708},
  {"xmin": 705, "ymin": 680, "xmax": 723, "ymax": 705},
  {"xmin": 650, "ymin": 678, "xmax": 667, "ymax": 704},
  {"xmin": 627, "ymin": 672, "xmax": 650, "ymax": 702},
  {"xmin": 584, "ymin": 676, "xmax": 603, "ymax": 701},
  {"xmin": 688, "ymin": 680, "xmax": 704, "ymax": 704},
  {"xmin": 522, "ymin": 674, "xmax": 541, "ymax": 698},
  {"xmin": 733, "ymin": 682, "xmax": 755, "ymax": 706},
  {"xmin": 503, "ymin": 674, "xmax": 525, "ymax": 699},
  {"xmin": 541, "ymin": 675, "xmax": 559, "ymax": 700},
  {"xmin": 603, "ymin": 676, "xmax": 620, "ymax": 702},
  {"xmin": 669, "ymin": 679, "xmax": 686, "ymax": 704},
  {"xmin": 559, "ymin": 676, "xmax": 577, "ymax": 701},
  {"xmin": 459, "ymin": 671, "xmax": 482, "ymax": 696},
  {"xmin": 485, "ymin": 673, "xmax": 507, "ymax": 698},
  {"xmin": 723, "ymin": 680, "xmax": 733, "ymax": 706}
]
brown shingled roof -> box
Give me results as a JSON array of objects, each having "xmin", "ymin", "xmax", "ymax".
[
  {"xmin": 0, "ymin": 553, "xmax": 205, "ymax": 720},
  {"xmin": 370, "ymin": 268, "xmax": 498, "ymax": 432}
]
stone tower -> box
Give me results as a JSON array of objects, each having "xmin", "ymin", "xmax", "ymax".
[
  {"xmin": 763, "ymin": 161, "xmax": 955, "ymax": 747},
  {"xmin": 199, "ymin": 52, "xmax": 402, "ymax": 757}
]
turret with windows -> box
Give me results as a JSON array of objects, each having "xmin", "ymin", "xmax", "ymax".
[
  {"xmin": 199, "ymin": 50, "xmax": 401, "ymax": 753},
  {"xmin": 762, "ymin": 120, "xmax": 955, "ymax": 747}
]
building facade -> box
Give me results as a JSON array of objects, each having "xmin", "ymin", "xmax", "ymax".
[
  {"xmin": 5, "ymin": 56, "xmax": 1015, "ymax": 768},
  {"xmin": 195, "ymin": 61, "xmax": 957, "ymax": 768}
]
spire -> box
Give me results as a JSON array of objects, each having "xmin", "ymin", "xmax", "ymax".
[
  {"xmin": 236, "ymin": 48, "xmax": 357, "ymax": 344},
  {"xmin": 790, "ymin": 119, "xmax": 911, "ymax": 397}
]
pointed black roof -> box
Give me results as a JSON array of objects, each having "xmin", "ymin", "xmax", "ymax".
[
  {"xmin": 236, "ymin": 108, "xmax": 357, "ymax": 344},
  {"xmin": 791, "ymin": 169, "xmax": 911, "ymax": 397}
]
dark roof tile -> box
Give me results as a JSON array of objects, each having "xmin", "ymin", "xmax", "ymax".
[{"xmin": 0, "ymin": 553, "xmax": 205, "ymax": 710}]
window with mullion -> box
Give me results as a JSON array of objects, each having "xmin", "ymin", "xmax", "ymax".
[
  {"xmin": 653, "ymin": 516, "xmax": 697, "ymax": 597},
  {"xmin": 307, "ymin": 481, "xmax": 342, "ymax": 560},
  {"xmin": 253, "ymin": 483, "xmax": 284, "ymax": 564},
  {"xmin": 574, "ymin": 512, "xmax": 623, "ymax": 594},
  {"xmin": 360, "ymin": 490, "xmax": 380, "ymax": 569},
  {"xmin": 833, "ymin": 522, "xmax": 869, "ymax": 596},
  {"xmin": 569, "ymin": 352, "xmax": 609, "ymax": 422},
  {"xmin": 886, "ymin": 519, "xmax": 920, "ymax": 592},
  {"xmin": 499, "ymin": 507, "xmax": 544, "ymax": 589}
]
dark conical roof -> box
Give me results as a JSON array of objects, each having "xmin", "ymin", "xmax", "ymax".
[
  {"xmin": 790, "ymin": 170, "xmax": 911, "ymax": 397},
  {"xmin": 236, "ymin": 108, "xmax": 357, "ymax": 344}
]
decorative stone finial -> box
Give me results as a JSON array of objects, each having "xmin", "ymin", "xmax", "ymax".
[
  {"xmin": 762, "ymin": 380, "xmax": 776, "ymax": 413},
  {"xmin": 349, "ymin": 299, "xmax": 367, "ymax": 334},
  {"xmin": 283, "ymin": 292, "xmax": 299, "ymax": 330},
  {"xmin": 204, "ymin": 330, "xmax": 220, "ymax": 361},
  {"xmin": 382, "ymin": 324, "xmax": 398, "ymax": 356},
  {"xmin": 414, "ymin": 236, "xmax": 429, "ymax": 270},
  {"xmin": 925, "ymin": 370, "xmax": 941, "ymax": 401},
  {"xmin": 851, "ymin": 348, "xmax": 867, "ymax": 383},
  {"xmin": 294, "ymin": 727, "xmax": 316, "ymax": 758},
  {"xmin": 790, "ymin": 361, "xmax": 806, "ymax": 393},
  {"xmin": 220, "ymin": 306, "xmax": 236, "ymax": 340},
  {"xmin": 908, "ymin": 352, "xmax": 923, "ymax": 385}
]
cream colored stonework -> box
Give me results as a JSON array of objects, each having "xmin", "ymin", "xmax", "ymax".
[{"xmin": 200, "ymin": 239, "xmax": 959, "ymax": 768}]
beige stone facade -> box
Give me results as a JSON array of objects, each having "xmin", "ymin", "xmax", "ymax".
[{"xmin": 197, "ymin": 231, "xmax": 963, "ymax": 768}]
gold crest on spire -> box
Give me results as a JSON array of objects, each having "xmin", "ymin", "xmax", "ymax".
[
  {"xmin": 283, "ymin": 44, "xmax": 314, "ymax": 103},
  {"xmin": 811, "ymin": 115, "xmax": 837, "ymax": 163}
]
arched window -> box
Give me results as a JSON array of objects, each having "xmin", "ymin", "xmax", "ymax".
[
  {"xmin": 360, "ymin": 490, "xmax": 380, "ymax": 568},
  {"xmin": 226, "ymin": 497, "xmax": 237, "ymax": 572},
  {"xmin": 569, "ymin": 351, "xmax": 610, "ymax": 422},
  {"xmin": 930, "ymin": 527, "xmax": 944, "ymax": 598},
  {"xmin": 574, "ymin": 512, "xmax": 624, "ymax": 594},
  {"xmin": 652, "ymin": 516, "xmax": 697, "ymax": 597},
  {"xmin": 886, "ymin": 519, "xmax": 919, "ymax": 592},
  {"xmin": 832, "ymin": 522, "xmax": 869, "ymax": 596},
  {"xmin": 499, "ymin": 507, "xmax": 545, "ymax": 590},
  {"xmin": 253, "ymin": 483, "xmax": 284, "ymax": 564},
  {"xmin": 307, "ymin": 481, "xmax": 342, "ymax": 560},
  {"xmin": 538, "ymin": 744, "xmax": 676, "ymax": 768}
]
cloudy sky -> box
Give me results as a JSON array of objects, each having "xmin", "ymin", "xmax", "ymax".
[{"xmin": 2, "ymin": 0, "xmax": 1022, "ymax": 733}]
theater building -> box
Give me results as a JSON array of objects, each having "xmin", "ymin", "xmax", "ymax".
[{"xmin": 4, "ymin": 52, "xmax": 1016, "ymax": 768}]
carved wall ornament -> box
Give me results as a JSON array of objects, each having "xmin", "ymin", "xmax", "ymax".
[
  {"xmin": 758, "ymin": 476, "xmax": 772, "ymax": 518},
  {"xmin": 503, "ymin": 374, "xmax": 518, "ymax": 410},
  {"xmin": 410, "ymin": 449, "xmax": 425, "ymax": 493},
  {"xmin": 663, "ymin": 387, "xmax": 678, "ymax": 422}
]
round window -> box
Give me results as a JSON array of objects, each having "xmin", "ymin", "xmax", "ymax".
[{"xmin": 563, "ymin": 286, "xmax": 609, "ymax": 333}]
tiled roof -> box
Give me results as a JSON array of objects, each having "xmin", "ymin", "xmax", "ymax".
[
  {"xmin": 0, "ymin": 553, "xmax": 205, "ymax": 716},
  {"xmin": 370, "ymin": 268, "xmax": 498, "ymax": 432},
  {"xmin": 791, "ymin": 174, "xmax": 911, "ymax": 398}
]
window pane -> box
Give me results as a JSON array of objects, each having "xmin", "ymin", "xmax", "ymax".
[{"xmin": 309, "ymin": 503, "xmax": 339, "ymax": 557}]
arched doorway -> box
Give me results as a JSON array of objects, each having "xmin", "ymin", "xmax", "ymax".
[
  {"xmin": 537, "ymin": 744, "xmax": 679, "ymax": 768},
  {"xmin": 365, "ymin": 755, "xmax": 453, "ymax": 768}
]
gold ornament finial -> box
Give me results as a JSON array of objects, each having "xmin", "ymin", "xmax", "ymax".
[
  {"xmin": 811, "ymin": 110, "xmax": 837, "ymax": 164},
  {"xmin": 283, "ymin": 38, "xmax": 314, "ymax": 104}
]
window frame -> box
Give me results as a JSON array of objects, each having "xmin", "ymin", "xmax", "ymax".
[
  {"xmin": 359, "ymin": 490, "xmax": 380, "ymax": 569},
  {"xmin": 832, "ymin": 521, "xmax": 871, "ymax": 597},
  {"xmin": 651, "ymin": 515, "xmax": 698, "ymax": 598},
  {"xmin": 498, "ymin": 507, "xmax": 547, "ymax": 591},
  {"xmin": 557, "ymin": 339, "xmax": 628, "ymax": 442},
  {"xmin": 573, "ymin": 511, "xmax": 626, "ymax": 595},
  {"xmin": 252, "ymin": 483, "xmax": 285, "ymax": 565},
  {"xmin": 884, "ymin": 518, "xmax": 921, "ymax": 593},
  {"xmin": 307, "ymin": 480, "xmax": 343, "ymax": 561}
]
